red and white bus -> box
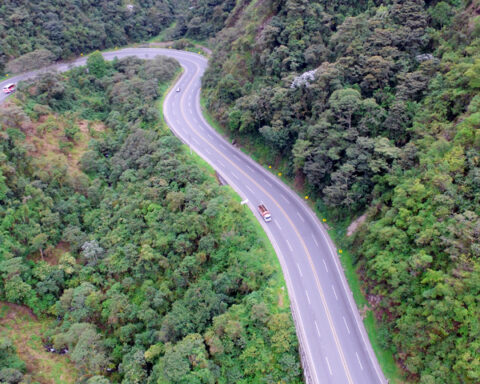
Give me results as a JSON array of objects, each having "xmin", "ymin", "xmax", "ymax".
[{"xmin": 2, "ymin": 83, "xmax": 16, "ymax": 94}]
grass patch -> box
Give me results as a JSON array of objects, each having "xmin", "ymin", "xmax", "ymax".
[
  {"xmin": 199, "ymin": 93, "xmax": 407, "ymax": 383},
  {"xmin": 363, "ymin": 312, "xmax": 404, "ymax": 384},
  {"xmin": 26, "ymin": 114, "xmax": 105, "ymax": 181},
  {"xmin": 148, "ymin": 22, "xmax": 177, "ymax": 43},
  {"xmin": 0, "ymin": 303, "xmax": 78, "ymax": 384}
]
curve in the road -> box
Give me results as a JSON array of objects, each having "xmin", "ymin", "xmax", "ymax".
[{"xmin": 0, "ymin": 48, "xmax": 386, "ymax": 384}]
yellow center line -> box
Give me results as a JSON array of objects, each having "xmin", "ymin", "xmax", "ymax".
[{"xmin": 172, "ymin": 61, "xmax": 354, "ymax": 384}]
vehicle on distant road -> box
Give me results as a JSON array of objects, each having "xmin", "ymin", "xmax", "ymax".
[
  {"xmin": 176, "ymin": 87, "xmax": 181, "ymax": 92},
  {"xmin": 2, "ymin": 83, "xmax": 16, "ymax": 94},
  {"xmin": 258, "ymin": 204, "xmax": 272, "ymax": 222}
]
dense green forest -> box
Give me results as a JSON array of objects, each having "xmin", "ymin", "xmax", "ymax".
[
  {"xmin": 202, "ymin": 0, "xmax": 480, "ymax": 382},
  {"xmin": 0, "ymin": 54, "xmax": 301, "ymax": 383},
  {"xmin": 0, "ymin": 0, "xmax": 176, "ymax": 74},
  {"xmin": 2, "ymin": 0, "xmax": 480, "ymax": 382},
  {"xmin": 0, "ymin": 0, "xmax": 238, "ymax": 76}
]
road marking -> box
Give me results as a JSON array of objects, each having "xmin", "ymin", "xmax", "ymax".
[
  {"xmin": 191, "ymin": 137, "xmax": 199, "ymax": 144},
  {"xmin": 175, "ymin": 61, "xmax": 355, "ymax": 384},
  {"xmin": 263, "ymin": 178, "xmax": 273, "ymax": 187},
  {"xmin": 231, "ymin": 172, "xmax": 240, "ymax": 180},
  {"xmin": 356, "ymin": 352, "xmax": 364, "ymax": 370},
  {"xmin": 296, "ymin": 263, "xmax": 303, "ymax": 277},
  {"xmin": 206, "ymin": 133, "xmax": 213, "ymax": 139},
  {"xmin": 204, "ymin": 147, "xmax": 212, "ymax": 155},
  {"xmin": 343, "ymin": 316, "xmax": 351, "ymax": 334},
  {"xmin": 312, "ymin": 234, "xmax": 319, "ymax": 247},
  {"xmin": 332, "ymin": 285, "xmax": 338, "ymax": 300},
  {"xmin": 305, "ymin": 290, "xmax": 311, "ymax": 304},
  {"xmin": 280, "ymin": 195, "xmax": 290, "ymax": 204},
  {"xmin": 246, "ymin": 185, "xmax": 254, "ymax": 194},
  {"xmin": 274, "ymin": 220, "xmax": 282, "ymax": 230},
  {"xmin": 325, "ymin": 357, "xmax": 333, "ymax": 376},
  {"xmin": 323, "ymin": 259, "xmax": 329, "ymax": 273},
  {"xmin": 35, "ymin": 49, "xmax": 375, "ymax": 384},
  {"xmin": 246, "ymin": 165, "xmax": 254, "ymax": 172},
  {"xmin": 314, "ymin": 320, "xmax": 321, "ymax": 337},
  {"xmin": 286, "ymin": 239, "xmax": 293, "ymax": 252},
  {"xmin": 296, "ymin": 211, "xmax": 305, "ymax": 222},
  {"xmin": 218, "ymin": 160, "xmax": 225, "ymax": 168}
]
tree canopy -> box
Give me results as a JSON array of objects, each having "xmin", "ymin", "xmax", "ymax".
[{"xmin": 0, "ymin": 56, "xmax": 301, "ymax": 383}]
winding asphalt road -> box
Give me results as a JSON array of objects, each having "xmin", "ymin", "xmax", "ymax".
[{"xmin": 1, "ymin": 48, "xmax": 386, "ymax": 384}]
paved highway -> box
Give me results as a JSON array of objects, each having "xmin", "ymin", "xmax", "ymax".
[{"xmin": 1, "ymin": 48, "xmax": 386, "ymax": 384}]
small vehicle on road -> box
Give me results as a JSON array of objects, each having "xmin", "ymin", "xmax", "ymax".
[
  {"xmin": 258, "ymin": 204, "xmax": 272, "ymax": 222},
  {"xmin": 2, "ymin": 83, "xmax": 16, "ymax": 94},
  {"xmin": 176, "ymin": 87, "xmax": 181, "ymax": 92}
]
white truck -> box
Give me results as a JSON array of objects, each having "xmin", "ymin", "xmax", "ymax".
[{"xmin": 258, "ymin": 204, "xmax": 272, "ymax": 222}]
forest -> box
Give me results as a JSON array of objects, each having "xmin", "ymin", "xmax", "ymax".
[
  {"xmin": 0, "ymin": 0, "xmax": 240, "ymax": 76},
  {"xmin": 201, "ymin": 0, "xmax": 480, "ymax": 382},
  {"xmin": 2, "ymin": 0, "xmax": 480, "ymax": 382},
  {"xmin": 0, "ymin": 0, "xmax": 176, "ymax": 74},
  {"xmin": 0, "ymin": 53, "xmax": 301, "ymax": 383}
]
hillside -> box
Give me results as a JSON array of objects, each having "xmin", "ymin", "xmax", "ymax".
[
  {"xmin": 0, "ymin": 54, "xmax": 301, "ymax": 383},
  {"xmin": 0, "ymin": 0, "xmax": 175, "ymax": 74},
  {"xmin": 202, "ymin": 0, "xmax": 480, "ymax": 382}
]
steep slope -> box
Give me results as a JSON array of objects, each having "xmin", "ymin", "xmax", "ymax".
[
  {"xmin": 0, "ymin": 54, "xmax": 302, "ymax": 383},
  {"xmin": 0, "ymin": 0, "xmax": 175, "ymax": 74},
  {"xmin": 202, "ymin": 0, "xmax": 480, "ymax": 382}
]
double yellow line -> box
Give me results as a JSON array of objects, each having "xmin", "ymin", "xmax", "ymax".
[{"xmin": 171, "ymin": 60, "xmax": 354, "ymax": 384}]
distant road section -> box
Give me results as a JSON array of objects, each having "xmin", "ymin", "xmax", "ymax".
[{"xmin": 0, "ymin": 48, "xmax": 387, "ymax": 384}]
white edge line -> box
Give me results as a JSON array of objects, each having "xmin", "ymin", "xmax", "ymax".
[
  {"xmin": 184, "ymin": 78, "xmax": 321, "ymax": 383},
  {"xmin": 251, "ymin": 201, "xmax": 321, "ymax": 384}
]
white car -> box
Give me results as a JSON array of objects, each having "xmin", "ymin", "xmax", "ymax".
[
  {"xmin": 2, "ymin": 83, "xmax": 16, "ymax": 94},
  {"xmin": 176, "ymin": 87, "xmax": 181, "ymax": 92}
]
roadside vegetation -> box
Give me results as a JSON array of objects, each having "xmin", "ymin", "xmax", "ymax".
[
  {"xmin": 0, "ymin": 53, "xmax": 302, "ymax": 383},
  {"xmin": 201, "ymin": 0, "xmax": 480, "ymax": 383}
]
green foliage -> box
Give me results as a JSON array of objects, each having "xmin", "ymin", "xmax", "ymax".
[
  {"xmin": 203, "ymin": 0, "xmax": 436, "ymax": 213},
  {"xmin": 0, "ymin": 337, "xmax": 26, "ymax": 383},
  {"xmin": 0, "ymin": 57, "xmax": 301, "ymax": 383},
  {"xmin": 201, "ymin": 0, "xmax": 478, "ymax": 382},
  {"xmin": 87, "ymin": 52, "xmax": 108, "ymax": 78},
  {"xmin": 0, "ymin": 0, "xmax": 176, "ymax": 75}
]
